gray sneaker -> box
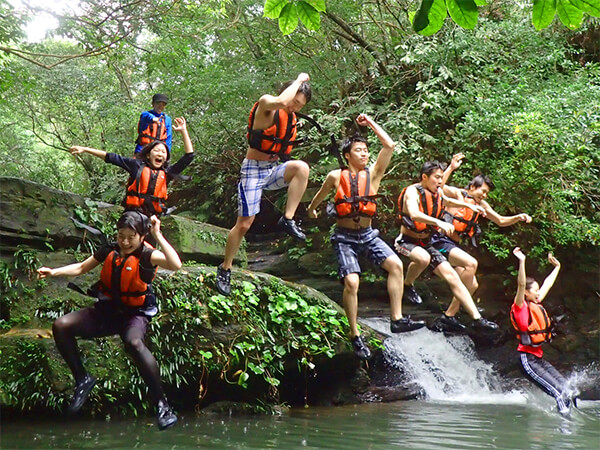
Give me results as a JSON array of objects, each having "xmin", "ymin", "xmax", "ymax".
[
  {"xmin": 216, "ymin": 264, "xmax": 231, "ymax": 296},
  {"xmin": 471, "ymin": 317, "xmax": 499, "ymax": 331},
  {"xmin": 430, "ymin": 314, "xmax": 466, "ymax": 332},
  {"xmin": 351, "ymin": 335, "xmax": 371, "ymax": 360},
  {"xmin": 391, "ymin": 316, "xmax": 426, "ymax": 333},
  {"xmin": 403, "ymin": 285, "xmax": 423, "ymax": 305},
  {"xmin": 278, "ymin": 217, "xmax": 306, "ymax": 241}
]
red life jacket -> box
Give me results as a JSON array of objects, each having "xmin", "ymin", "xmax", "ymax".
[
  {"xmin": 246, "ymin": 102, "xmax": 297, "ymax": 157},
  {"xmin": 510, "ymin": 302, "xmax": 552, "ymax": 347},
  {"xmin": 137, "ymin": 114, "xmax": 168, "ymax": 148},
  {"xmin": 398, "ymin": 184, "xmax": 444, "ymax": 233},
  {"xmin": 98, "ymin": 243, "xmax": 157, "ymax": 307},
  {"xmin": 124, "ymin": 165, "xmax": 168, "ymax": 215},
  {"xmin": 444, "ymin": 191, "xmax": 482, "ymax": 238},
  {"xmin": 333, "ymin": 168, "xmax": 379, "ymax": 220}
]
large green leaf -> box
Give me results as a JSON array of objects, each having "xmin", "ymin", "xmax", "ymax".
[
  {"xmin": 297, "ymin": 1, "xmax": 321, "ymax": 31},
  {"xmin": 414, "ymin": 0, "xmax": 447, "ymax": 35},
  {"xmin": 532, "ymin": 0, "xmax": 557, "ymax": 30},
  {"xmin": 304, "ymin": 0, "xmax": 327, "ymax": 12},
  {"xmin": 264, "ymin": 0, "xmax": 288, "ymax": 19},
  {"xmin": 557, "ymin": 0, "xmax": 584, "ymax": 28},
  {"xmin": 447, "ymin": 0, "xmax": 479, "ymax": 29},
  {"xmin": 278, "ymin": 2, "xmax": 299, "ymax": 35},
  {"xmin": 474, "ymin": 0, "xmax": 487, "ymax": 5},
  {"xmin": 568, "ymin": 0, "xmax": 600, "ymax": 16}
]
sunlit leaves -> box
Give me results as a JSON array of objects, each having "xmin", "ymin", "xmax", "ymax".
[
  {"xmin": 532, "ymin": 0, "xmax": 557, "ymax": 30},
  {"xmin": 446, "ymin": 0, "xmax": 478, "ymax": 29},
  {"xmin": 297, "ymin": 0, "xmax": 321, "ymax": 31},
  {"xmin": 278, "ymin": 2, "xmax": 299, "ymax": 35},
  {"xmin": 569, "ymin": 0, "xmax": 600, "ymax": 16},
  {"xmin": 413, "ymin": 0, "xmax": 447, "ymax": 36},
  {"xmin": 556, "ymin": 0, "xmax": 584, "ymax": 29},
  {"xmin": 263, "ymin": 0, "xmax": 326, "ymax": 34},
  {"xmin": 263, "ymin": 0, "xmax": 288, "ymax": 19}
]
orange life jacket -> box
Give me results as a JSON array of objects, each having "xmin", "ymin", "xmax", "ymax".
[
  {"xmin": 444, "ymin": 191, "xmax": 482, "ymax": 238},
  {"xmin": 333, "ymin": 168, "xmax": 379, "ymax": 220},
  {"xmin": 398, "ymin": 184, "xmax": 444, "ymax": 233},
  {"xmin": 510, "ymin": 302, "xmax": 552, "ymax": 347},
  {"xmin": 246, "ymin": 102, "xmax": 297, "ymax": 158},
  {"xmin": 98, "ymin": 243, "xmax": 157, "ymax": 307},
  {"xmin": 124, "ymin": 165, "xmax": 168, "ymax": 215},
  {"xmin": 136, "ymin": 114, "xmax": 168, "ymax": 148}
]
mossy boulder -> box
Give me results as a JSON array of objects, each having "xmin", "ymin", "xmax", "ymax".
[
  {"xmin": 160, "ymin": 215, "xmax": 246, "ymax": 266},
  {"xmin": 0, "ymin": 177, "xmax": 244, "ymax": 265},
  {"xmin": 0, "ymin": 176, "xmax": 117, "ymax": 251}
]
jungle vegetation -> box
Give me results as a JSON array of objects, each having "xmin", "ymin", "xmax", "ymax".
[{"xmin": 1, "ymin": 0, "xmax": 599, "ymax": 263}]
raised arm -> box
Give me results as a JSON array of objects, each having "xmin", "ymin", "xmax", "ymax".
[
  {"xmin": 482, "ymin": 200, "xmax": 532, "ymax": 227},
  {"xmin": 307, "ymin": 170, "xmax": 340, "ymax": 219},
  {"xmin": 257, "ymin": 73, "xmax": 310, "ymax": 112},
  {"xmin": 70, "ymin": 146, "xmax": 107, "ymax": 160},
  {"xmin": 537, "ymin": 252, "xmax": 561, "ymax": 302},
  {"xmin": 513, "ymin": 247, "xmax": 527, "ymax": 307},
  {"xmin": 359, "ymin": 114, "xmax": 395, "ymax": 181},
  {"xmin": 173, "ymin": 117, "xmax": 194, "ymax": 154},
  {"xmin": 37, "ymin": 255, "xmax": 101, "ymax": 279},
  {"xmin": 442, "ymin": 193, "xmax": 486, "ymax": 217},
  {"xmin": 442, "ymin": 153, "xmax": 464, "ymax": 187},
  {"xmin": 148, "ymin": 216, "xmax": 182, "ymax": 271},
  {"xmin": 404, "ymin": 186, "xmax": 455, "ymax": 236}
]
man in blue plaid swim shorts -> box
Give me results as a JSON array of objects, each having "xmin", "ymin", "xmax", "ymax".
[{"xmin": 216, "ymin": 73, "xmax": 312, "ymax": 296}]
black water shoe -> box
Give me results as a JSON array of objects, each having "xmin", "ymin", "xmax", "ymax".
[
  {"xmin": 471, "ymin": 317, "xmax": 499, "ymax": 331},
  {"xmin": 157, "ymin": 400, "xmax": 178, "ymax": 430},
  {"xmin": 430, "ymin": 314, "xmax": 466, "ymax": 333},
  {"xmin": 351, "ymin": 335, "xmax": 371, "ymax": 360},
  {"xmin": 391, "ymin": 316, "xmax": 426, "ymax": 333},
  {"xmin": 402, "ymin": 285, "xmax": 423, "ymax": 305},
  {"xmin": 66, "ymin": 374, "xmax": 96, "ymax": 415},
  {"xmin": 278, "ymin": 217, "xmax": 306, "ymax": 241},
  {"xmin": 216, "ymin": 264, "xmax": 231, "ymax": 296}
]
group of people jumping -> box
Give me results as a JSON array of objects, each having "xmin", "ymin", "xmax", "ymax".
[{"xmin": 36, "ymin": 75, "xmax": 577, "ymax": 430}]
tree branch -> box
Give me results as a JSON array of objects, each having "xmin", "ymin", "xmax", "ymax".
[{"xmin": 325, "ymin": 11, "xmax": 389, "ymax": 76}]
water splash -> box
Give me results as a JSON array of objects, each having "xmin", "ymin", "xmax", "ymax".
[{"xmin": 362, "ymin": 317, "xmax": 526, "ymax": 405}]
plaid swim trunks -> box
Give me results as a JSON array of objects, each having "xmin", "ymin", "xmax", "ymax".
[{"xmin": 237, "ymin": 158, "xmax": 290, "ymax": 217}]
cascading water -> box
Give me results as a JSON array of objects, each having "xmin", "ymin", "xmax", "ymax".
[{"xmin": 362, "ymin": 317, "xmax": 526, "ymax": 404}]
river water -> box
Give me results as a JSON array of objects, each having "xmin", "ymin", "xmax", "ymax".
[{"xmin": 3, "ymin": 321, "xmax": 599, "ymax": 449}]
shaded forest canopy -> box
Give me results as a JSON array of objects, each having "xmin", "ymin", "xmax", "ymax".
[{"xmin": 1, "ymin": 0, "xmax": 599, "ymax": 264}]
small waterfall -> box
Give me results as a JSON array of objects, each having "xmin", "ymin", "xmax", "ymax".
[{"xmin": 362, "ymin": 317, "xmax": 526, "ymax": 405}]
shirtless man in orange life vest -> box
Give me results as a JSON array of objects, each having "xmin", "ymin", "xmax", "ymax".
[
  {"xmin": 431, "ymin": 153, "xmax": 532, "ymax": 330},
  {"xmin": 307, "ymin": 114, "xmax": 425, "ymax": 360},
  {"xmin": 395, "ymin": 160, "xmax": 499, "ymax": 333},
  {"xmin": 216, "ymin": 74, "xmax": 311, "ymax": 296}
]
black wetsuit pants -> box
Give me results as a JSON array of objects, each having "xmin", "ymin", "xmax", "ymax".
[
  {"xmin": 519, "ymin": 352, "xmax": 569, "ymax": 411},
  {"xmin": 52, "ymin": 305, "xmax": 165, "ymax": 404}
]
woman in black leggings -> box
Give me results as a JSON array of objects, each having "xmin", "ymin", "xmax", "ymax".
[{"xmin": 38, "ymin": 211, "xmax": 181, "ymax": 430}]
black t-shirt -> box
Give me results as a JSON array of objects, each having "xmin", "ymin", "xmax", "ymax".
[
  {"xmin": 106, "ymin": 152, "xmax": 194, "ymax": 215},
  {"xmin": 104, "ymin": 152, "xmax": 194, "ymax": 181},
  {"xmin": 93, "ymin": 243, "xmax": 158, "ymax": 317}
]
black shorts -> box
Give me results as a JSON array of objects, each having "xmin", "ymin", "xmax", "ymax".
[
  {"xmin": 70, "ymin": 303, "xmax": 150, "ymax": 340},
  {"xmin": 430, "ymin": 233, "xmax": 461, "ymax": 256},
  {"xmin": 331, "ymin": 227, "xmax": 395, "ymax": 280},
  {"xmin": 394, "ymin": 234, "xmax": 447, "ymax": 270}
]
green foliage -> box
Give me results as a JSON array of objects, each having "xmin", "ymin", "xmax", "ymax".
[
  {"xmin": 0, "ymin": 340, "xmax": 63, "ymax": 411},
  {"xmin": 266, "ymin": 0, "xmax": 599, "ymax": 35},
  {"xmin": 153, "ymin": 271, "xmax": 347, "ymax": 399},
  {"xmin": 264, "ymin": 0, "xmax": 326, "ymax": 34}
]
